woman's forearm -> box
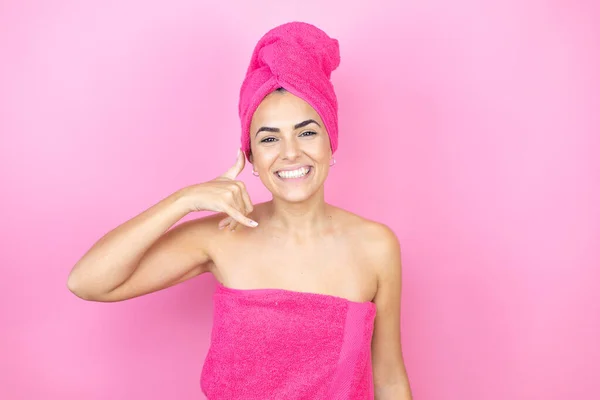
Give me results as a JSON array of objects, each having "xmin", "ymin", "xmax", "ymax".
[{"xmin": 66, "ymin": 190, "xmax": 191, "ymax": 299}]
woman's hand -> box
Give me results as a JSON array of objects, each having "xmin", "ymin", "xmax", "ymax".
[{"xmin": 183, "ymin": 149, "xmax": 257, "ymax": 230}]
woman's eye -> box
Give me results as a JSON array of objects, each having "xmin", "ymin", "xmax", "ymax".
[{"xmin": 260, "ymin": 131, "xmax": 315, "ymax": 143}]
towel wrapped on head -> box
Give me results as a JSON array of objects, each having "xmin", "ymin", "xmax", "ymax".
[{"xmin": 238, "ymin": 21, "xmax": 341, "ymax": 160}]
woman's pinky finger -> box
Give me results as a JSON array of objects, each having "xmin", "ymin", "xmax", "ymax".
[{"xmin": 218, "ymin": 217, "xmax": 232, "ymax": 229}]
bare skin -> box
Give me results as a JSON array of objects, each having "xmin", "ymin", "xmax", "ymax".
[
  {"xmin": 211, "ymin": 201, "xmax": 379, "ymax": 302},
  {"xmin": 67, "ymin": 90, "xmax": 412, "ymax": 399}
]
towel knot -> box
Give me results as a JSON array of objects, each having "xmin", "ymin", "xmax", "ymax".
[{"xmin": 255, "ymin": 25, "xmax": 340, "ymax": 80}]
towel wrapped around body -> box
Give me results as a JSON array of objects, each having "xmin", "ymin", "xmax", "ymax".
[{"xmin": 200, "ymin": 283, "xmax": 377, "ymax": 400}]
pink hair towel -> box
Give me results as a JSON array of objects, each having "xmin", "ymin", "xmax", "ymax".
[
  {"xmin": 200, "ymin": 283, "xmax": 377, "ymax": 399},
  {"xmin": 238, "ymin": 21, "xmax": 341, "ymax": 160}
]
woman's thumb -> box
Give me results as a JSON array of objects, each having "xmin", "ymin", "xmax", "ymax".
[{"xmin": 221, "ymin": 149, "xmax": 245, "ymax": 180}]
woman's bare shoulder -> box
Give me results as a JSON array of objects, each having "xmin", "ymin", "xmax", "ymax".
[
  {"xmin": 329, "ymin": 205, "xmax": 401, "ymax": 262},
  {"xmin": 330, "ymin": 205, "xmax": 398, "ymax": 240},
  {"xmin": 330, "ymin": 206, "xmax": 402, "ymax": 294}
]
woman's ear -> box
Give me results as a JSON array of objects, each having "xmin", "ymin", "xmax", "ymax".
[{"xmin": 249, "ymin": 153, "xmax": 254, "ymax": 164}]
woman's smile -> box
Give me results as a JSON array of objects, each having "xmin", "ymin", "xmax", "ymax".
[{"xmin": 275, "ymin": 166, "xmax": 312, "ymax": 180}]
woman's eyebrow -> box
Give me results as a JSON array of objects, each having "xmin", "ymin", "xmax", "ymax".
[
  {"xmin": 255, "ymin": 119, "xmax": 321, "ymax": 137},
  {"xmin": 293, "ymin": 119, "xmax": 321, "ymax": 130}
]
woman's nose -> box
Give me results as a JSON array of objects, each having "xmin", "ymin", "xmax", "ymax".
[{"xmin": 280, "ymin": 137, "xmax": 300, "ymax": 160}]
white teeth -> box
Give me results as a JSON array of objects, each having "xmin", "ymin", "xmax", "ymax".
[{"xmin": 277, "ymin": 167, "xmax": 310, "ymax": 179}]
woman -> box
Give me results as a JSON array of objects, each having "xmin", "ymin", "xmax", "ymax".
[{"xmin": 67, "ymin": 22, "xmax": 412, "ymax": 399}]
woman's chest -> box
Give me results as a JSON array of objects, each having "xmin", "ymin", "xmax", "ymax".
[{"xmin": 208, "ymin": 235, "xmax": 378, "ymax": 303}]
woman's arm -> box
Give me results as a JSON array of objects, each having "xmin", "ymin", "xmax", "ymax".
[
  {"xmin": 369, "ymin": 224, "xmax": 413, "ymax": 399},
  {"xmin": 66, "ymin": 190, "xmax": 211, "ymax": 302},
  {"xmin": 66, "ymin": 151, "xmax": 255, "ymax": 302}
]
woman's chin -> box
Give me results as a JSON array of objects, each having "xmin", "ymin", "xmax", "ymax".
[{"xmin": 270, "ymin": 187, "xmax": 319, "ymax": 203}]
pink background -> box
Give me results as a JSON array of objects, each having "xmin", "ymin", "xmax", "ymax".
[{"xmin": 1, "ymin": 1, "xmax": 598, "ymax": 399}]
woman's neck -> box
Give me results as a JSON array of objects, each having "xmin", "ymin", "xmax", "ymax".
[{"xmin": 263, "ymin": 193, "xmax": 333, "ymax": 236}]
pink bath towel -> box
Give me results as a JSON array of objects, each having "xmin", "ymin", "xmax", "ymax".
[
  {"xmin": 200, "ymin": 283, "xmax": 377, "ymax": 399},
  {"xmin": 238, "ymin": 21, "xmax": 341, "ymax": 160}
]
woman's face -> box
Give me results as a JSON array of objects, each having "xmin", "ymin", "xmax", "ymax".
[{"xmin": 249, "ymin": 90, "xmax": 333, "ymax": 203}]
